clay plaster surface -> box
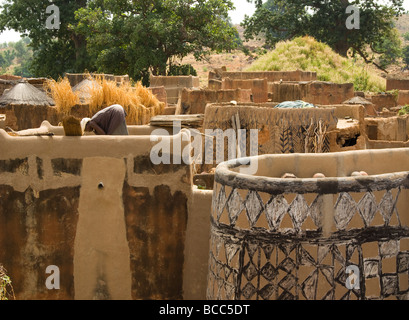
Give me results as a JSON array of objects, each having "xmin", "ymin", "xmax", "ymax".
[
  {"xmin": 74, "ymin": 157, "xmax": 132, "ymax": 300},
  {"xmin": 0, "ymin": 123, "xmax": 197, "ymax": 299}
]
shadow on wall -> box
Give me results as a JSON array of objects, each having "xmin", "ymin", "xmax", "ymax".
[{"xmin": 0, "ymin": 123, "xmax": 212, "ymax": 300}]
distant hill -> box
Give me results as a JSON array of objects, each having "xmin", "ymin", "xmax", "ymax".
[
  {"xmin": 0, "ymin": 38, "xmax": 33, "ymax": 77},
  {"xmin": 246, "ymin": 36, "xmax": 386, "ymax": 93},
  {"xmin": 396, "ymin": 14, "xmax": 409, "ymax": 36}
]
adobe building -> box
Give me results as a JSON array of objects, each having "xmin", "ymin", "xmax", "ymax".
[
  {"xmin": 150, "ymin": 75, "xmax": 200, "ymax": 114},
  {"xmin": 1, "ymin": 71, "xmax": 409, "ymax": 300},
  {"xmin": 0, "ymin": 79, "xmax": 57, "ymax": 131},
  {"xmin": 0, "ymin": 122, "xmax": 212, "ymax": 300}
]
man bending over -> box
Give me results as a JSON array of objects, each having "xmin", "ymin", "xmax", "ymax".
[{"xmin": 81, "ymin": 104, "xmax": 129, "ymax": 135}]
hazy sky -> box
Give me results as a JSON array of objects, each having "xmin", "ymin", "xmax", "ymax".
[
  {"xmin": 230, "ymin": 0, "xmax": 257, "ymax": 24},
  {"xmin": 0, "ymin": 0, "xmax": 408, "ymax": 43}
]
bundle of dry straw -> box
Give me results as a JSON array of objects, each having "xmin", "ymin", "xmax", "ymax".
[
  {"xmin": 44, "ymin": 77, "xmax": 79, "ymax": 114},
  {"xmin": 45, "ymin": 75, "xmax": 164, "ymax": 125}
]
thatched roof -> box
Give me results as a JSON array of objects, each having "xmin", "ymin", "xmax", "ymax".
[
  {"xmin": 343, "ymin": 96, "xmax": 373, "ymax": 105},
  {"xmin": 0, "ymin": 79, "xmax": 55, "ymax": 107},
  {"xmin": 72, "ymin": 78, "xmax": 101, "ymax": 102}
]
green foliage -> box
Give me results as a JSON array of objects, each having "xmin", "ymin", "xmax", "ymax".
[
  {"xmin": 246, "ymin": 36, "xmax": 386, "ymax": 92},
  {"xmin": 0, "ymin": 48, "xmax": 17, "ymax": 72},
  {"xmin": 73, "ymin": 0, "xmax": 239, "ymax": 85},
  {"xmin": 398, "ymin": 105, "xmax": 409, "ymax": 116},
  {"xmin": 0, "ymin": 53, "xmax": 7, "ymax": 69},
  {"xmin": 168, "ymin": 64, "xmax": 198, "ymax": 76},
  {"xmin": 373, "ymin": 28, "xmax": 402, "ymax": 69},
  {"xmin": 386, "ymin": 89, "xmax": 399, "ymax": 101},
  {"xmin": 13, "ymin": 57, "xmax": 34, "ymax": 77},
  {"xmin": 0, "ymin": 0, "xmax": 91, "ymax": 79},
  {"xmin": 242, "ymin": 0, "xmax": 406, "ymax": 69},
  {"xmin": 403, "ymin": 45, "xmax": 409, "ymax": 66},
  {"xmin": 14, "ymin": 40, "xmax": 28, "ymax": 60},
  {"xmin": 1, "ymin": 0, "xmax": 239, "ymax": 81},
  {"xmin": 3, "ymin": 49, "xmax": 15, "ymax": 66},
  {"xmin": 0, "ymin": 38, "xmax": 33, "ymax": 76}
]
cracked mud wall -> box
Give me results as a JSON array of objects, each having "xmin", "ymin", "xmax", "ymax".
[{"xmin": 0, "ymin": 128, "xmax": 195, "ymax": 300}]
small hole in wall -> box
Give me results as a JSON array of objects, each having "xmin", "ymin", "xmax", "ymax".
[
  {"xmin": 98, "ymin": 182, "xmax": 104, "ymax": 189},
  {"xmin": 338, "ymin": 135, "xmax": 359, "ymax": 148}
]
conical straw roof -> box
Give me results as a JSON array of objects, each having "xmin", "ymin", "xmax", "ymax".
[
  {"xmin": 72, "ymin": 78, "xmax": 101, "ymax": 102},
  {"xmin": 343, "ymin": 96, "xmax": 373, "ymax": 105},
  {"xmin": 0, "ymin": 79, "xmax": 55, "ymax": 107}
]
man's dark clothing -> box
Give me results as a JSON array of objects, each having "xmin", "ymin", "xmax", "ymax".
[{"xmin": 91, "ymin": 104, "xmax": 128, "ymax": 135}]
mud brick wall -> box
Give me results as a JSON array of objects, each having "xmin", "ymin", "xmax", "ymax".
[
  {"xmin": 1, "ymin": 104, "xmax": 90, "ymax": 131},
  {"xmin": 222, "ymin": 78, "xmax": 269, "ymax": 103},
  {"xmin": 397, "ymin": 91, "xmax": 409, "ymax": 106},
  {"xmin": 201, "ymin": 103, "xmax": 338, "ymax": 173},
  {"xmin": 386, "ymin": 78, "xmax": 409, "ymax": 91},
  {"xmin": 0, "ymin": 105, "xmax": 60, "ymax": 131},
  {"xmin": 0, "ymin": 79, "xmax": 15, "ymax": 96},
  {"xmin": 215, "ymin": 70, "xmax": 317, "ymax": 82},
  {"xmin": 26, "ymin": 78, "xmax": 48, "ymax": 91},
  {"xmin": 268, "ymin": 81, "xmax": 306, "ymax": 102},
  {"xmin": 370, "ymin": 93, "xmax": 397, "ymax": 111},
  {"xmin": 269, "ymin": 81, "xmax": 354, "ymax": 105},
  {"xmin": 176, "ymin": 88, "xmax": 252, "ymax": 114},
  {"xmin": 0, "ymin": 75, "xmax": 22, "ymax": 81},
  {"xmin": 208, "ymin": 79, "xmax": 222, "ymax": 90},
  {"xmin": 365, "ymin": 116, "xmax": 408, "ymax": 142},
  {"xmin": 150, "ymin": 76, "xmax": 200, "ymax": 106},
  {"xmin": 114, "ymin": 75, "xmax": 130, "ymax": 85},
  {"xmin": 150, "ymin": 75, "xmax": 200, "ymax": 88},
  {"xmin": 148, "ymin": 86, "xmax": 168, "ymax": 108},
  {"xmin": 0, "ymin": 128, "xmax": 211, "ymax": 300},
  {"xmin": 65, "ymin": 73, "xmax": 126, "ymax": 87},
  {"xmin": 304, "ymin": 82, "xmax": 354, "ymax": 105}
]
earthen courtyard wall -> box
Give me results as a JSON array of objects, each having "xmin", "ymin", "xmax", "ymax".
[{"xmin": 0, "ymin": 123, "xmax": 212, "ymax": 300}]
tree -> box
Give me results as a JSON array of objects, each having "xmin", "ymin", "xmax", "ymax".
[
  {"xmin": 373, "ymin": 28, "xmax": 402, "ymax": 69},
  {"xmin": 403, "ymin": 45, "xmax": 409, "ymax": 67},
  {"xmin": 0, "ymin": 53, "xmax": 7, "ymax": 69},
  {"xmin": 3, "ymin": 49, "xmax": 15, "ymax": 66},
  {"xmin": 14, "ymin": 40, "xmax": 27, "ymax": 60},
  {"xmin": 13, "ymin": 38, "xmax": 34, "ymax": 77},
  {"xmin": 0, "ymin": 0, "xmax": 91, "ymax": 79},
  {"xmin": 73, "ymin": 0, "xmax": 239, "ymax": 84},
  {"xmin": 13, "ymin": 57, "xmax": 34, "ymax": 77},
  {"xmin": 242, "ymin": 0, "xmax": 406, "ymax": 71}
]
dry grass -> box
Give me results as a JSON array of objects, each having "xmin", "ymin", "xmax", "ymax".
[
  {"xmin": 45, "ymin": 75, "xmax": 164, "ymax": 125},
  {"xmin": 44, "ymin": 77, "xmax": 80, "ymax": 114},
  {"xmin": 88, "ymin": 77, "xmax": 164, "ymax": 125},
  {"xmin": 62, "ymin": 115, "xmax": 82, "ymax": 136}
]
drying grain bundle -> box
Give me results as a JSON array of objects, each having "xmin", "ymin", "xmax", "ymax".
[
  {"xmin": 62, "ymin": 115, "xmax": 83, "ymax": 136},
  {"xmin": 45, "ymin": 75, "xmax": 164, "ymax": 125},
  {"xmin": 44, "ymin": 77, "xmax": 80, "ymax": 115},
  {"xmin": 87, "ymin": 77, "xmax": 164, "ymax": 125}
]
